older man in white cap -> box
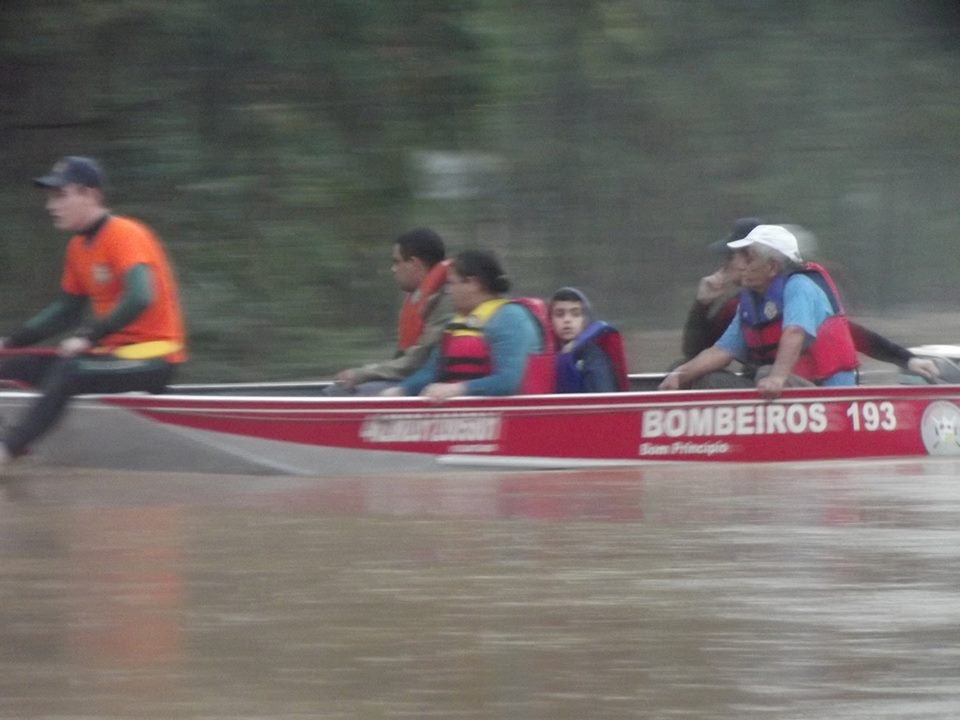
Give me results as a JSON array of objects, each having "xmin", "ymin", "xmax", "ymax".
[{"xmin": 660, "ymin": 224, "xmax": 859, "ymax": 399}]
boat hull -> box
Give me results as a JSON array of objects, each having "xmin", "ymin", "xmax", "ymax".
[
  {"xmin": 5, "ymin": 383, "xmax": 960, "ymax": 475},
  {"xmin": 0, "ymin": 393, "xmax": 446, "ymax": 476}
]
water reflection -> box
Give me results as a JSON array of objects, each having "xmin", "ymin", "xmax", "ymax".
[{"xmin": 3, "ymin": 459, "xmax": 960, "ymax": 719}]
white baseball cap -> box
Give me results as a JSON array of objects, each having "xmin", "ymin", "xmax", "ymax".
[{"xmin": 726, "ymin": 224, "xmax": 802, "ymax": 263}]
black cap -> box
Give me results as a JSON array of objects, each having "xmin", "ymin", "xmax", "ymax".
[
  {"xmin": 33, "ymin": 156, "xmax": 104, "ymax": 189},
  {"xmin": 707, "ymin": 217, "xmax": 763, "ymax": 255}
]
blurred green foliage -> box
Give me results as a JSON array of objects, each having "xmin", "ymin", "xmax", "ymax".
[{"xmin": 1, "ymin": 1, "xmax": 959, "ymax": 380}]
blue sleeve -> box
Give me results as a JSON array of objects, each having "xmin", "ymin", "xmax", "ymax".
[
  {"xmin": 715, "ymin": 310, "xmax": 747, "ymax": 360},
  {"xmin": 783, "ymin": 275, "xmax": 833, "ymax": 339},
  {"xmin": 579, "ymin": 342, "xmax": 620, "ymax": 393},
  {"xmin": 464, "ymin": 304, "xmax": 543, "ymax": 396},
  {"xmin": 399, "ymin": 347, "xmax": 440, "ymax": 395}
]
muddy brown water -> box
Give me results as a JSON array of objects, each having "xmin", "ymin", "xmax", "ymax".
[{"xmin": 3, "ymin": 458, "xmax": 960, "ymax": 719}]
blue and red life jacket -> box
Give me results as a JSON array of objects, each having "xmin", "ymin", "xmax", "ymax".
[
  {"xmin": 439, "ymin": 297, "xmax": 556, "ymax": 394},
  {"xmin": 738, "ymin": 262, "xmax": 858, "ymax": 382},
  {"xmin": 555, "ymin": 321, "xmax": 629, "ymax": 393}
]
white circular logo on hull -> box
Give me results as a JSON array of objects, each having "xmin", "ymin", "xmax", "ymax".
[{"xmin": 921, "ymin": 401, "xmax": 960, "ymax": 455}]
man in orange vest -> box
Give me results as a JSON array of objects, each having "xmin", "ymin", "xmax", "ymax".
[
  {"xmin": 327, "ymin": 228, "xmax": 453, "ymax": 395},
  {"xmin": 0, "ymin": 156, "xmax": 186, "ymax": 466}
]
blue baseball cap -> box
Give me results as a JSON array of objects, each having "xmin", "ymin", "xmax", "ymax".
[
  {"xmin": 707, "ymin": 217, "xmax": 763, "ymax": 256},
  {"xmin": 33, "ymin": 156, "xmax": 104, "ymax": 189}
]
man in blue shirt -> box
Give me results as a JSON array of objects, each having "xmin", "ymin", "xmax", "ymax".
[{"xmin": 660, "ymin": 225, "xmax": 858, "ymax": 399}]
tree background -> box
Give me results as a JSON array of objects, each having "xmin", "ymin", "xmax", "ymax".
[{"xmin": 1, "ymin": 0, "xmax": 958, "ymax": 380}]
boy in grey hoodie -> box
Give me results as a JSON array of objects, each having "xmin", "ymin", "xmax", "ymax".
[{"xmin": 549, "ymin": 287, "xmax": 627, "ymax": 393}]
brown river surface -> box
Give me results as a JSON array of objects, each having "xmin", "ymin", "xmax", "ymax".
[{"xmin": 3, "ymin": 458, "xmax": 960, "ymax": 719}]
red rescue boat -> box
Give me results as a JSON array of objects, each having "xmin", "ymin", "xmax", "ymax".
[{"xmin": 3, "ymin": 345, "xmax": 959, "ymax": 476}]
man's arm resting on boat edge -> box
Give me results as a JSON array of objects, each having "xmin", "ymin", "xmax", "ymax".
[
  {"xmin": 343, "ymin": 291, "xmax": 453, "ymax": 386},
  {"xmin": 755, "ymin": 325, "xmax": 806, "ymax": 400},
  {"xmin": 659, "ymin": 345, "xmax": 736, "ymax": 391},
  {"xmin": 849, "ymin": 321, "xmax": 939, "ymax": 380}
]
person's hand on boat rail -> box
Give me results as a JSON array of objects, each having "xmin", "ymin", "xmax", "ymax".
[
  {"xmin": 658, "ymin": 370, "xmax": 684, "ymax": 391},
  {"xmin": 332, "ymin": 368, "xmax": 360, "ymax": 391},
  {"xmin": 906, "ymin": 357, "xmax": 939, "ymax": 382},
  {"xmin": 58, "ymin": 336, "xmax": 93, "ymax": 357},
  {"xmin": 420, "ymin": 382, "xmax": 468, "ymax": 403},
  {"xmin": 756, "ymin": 373, "xmax": 787, "ymax": 401},
  {"xmin": 378, "ymin": 382, "xmax": 468, "ymax": 403}
]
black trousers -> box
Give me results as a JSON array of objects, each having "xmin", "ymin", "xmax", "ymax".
[{"xmin": 0, "ymin": 354, "xmax": 174, "ymax": 456}]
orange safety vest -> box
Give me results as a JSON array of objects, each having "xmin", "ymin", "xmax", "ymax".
[
  {"xmin": 396, "ymin": 260, "xmax": 450, "ymax": 351},
  {"xmin": 61, "ymin": 216, "xmax": 186, "ymax": 362}
]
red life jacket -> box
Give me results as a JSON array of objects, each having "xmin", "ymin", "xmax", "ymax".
[
  {"xmin": 396, "ymin": 260, "xmax": 450, "ymax": 351},
  {"xmin": 438, "ymin": 297, "xmax": 556, "ymax": 394},
  {"xmin": 739, "ymin": 262, "xmax": 859, "ymax": 382},
  {"xmin": 513, "ymin": 297, "xmax": 556, "ymax": 394}
]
